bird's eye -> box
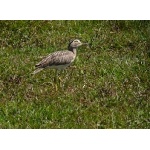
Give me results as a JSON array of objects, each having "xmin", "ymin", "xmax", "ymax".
[{"xmin": 74, "ymin": 40, "xmax": 79, "ymax": 43}]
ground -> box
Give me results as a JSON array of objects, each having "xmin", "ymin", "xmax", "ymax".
[{"xmin": 0, "ymin": 21, "xmax": 149, "ymax": 128}]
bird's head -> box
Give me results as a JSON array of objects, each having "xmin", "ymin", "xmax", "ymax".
[{"xmin": 68, "ymin": 39, "xmax": 88, "ymax": 50}]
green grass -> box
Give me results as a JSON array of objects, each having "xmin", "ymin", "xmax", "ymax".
[{"xmin": 0, "ymin": 20, "xmax": 149, "ymax": 128}]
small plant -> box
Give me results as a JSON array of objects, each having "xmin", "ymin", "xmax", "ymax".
[{"xmin": 0, "ymin": 21, "xmax": 149, "ymax": 128}]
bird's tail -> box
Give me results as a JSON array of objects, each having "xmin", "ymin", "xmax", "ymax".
[{"xmin": 32, "ymin": 68, "xmax": 44, "ymax": 75}]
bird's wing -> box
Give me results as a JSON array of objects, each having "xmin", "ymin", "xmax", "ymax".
[{"xmin": 35, "ymin": 50, "xmax": 75, "ymax": 68}]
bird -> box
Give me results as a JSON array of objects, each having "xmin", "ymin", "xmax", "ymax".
[{"xmin": 32, "ymin": 39, "xmax": 88, "ymax": 85}]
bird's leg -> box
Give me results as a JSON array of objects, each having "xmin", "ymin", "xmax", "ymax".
[
  {"xmin": 54, "ymin": 70, "xmax": 58, "ymax": 91},
  {"xmin": 53, "ymin": 70, "xmax": 64, "ymax": 91},
  {"xmin": 58, "ymin": 70, "xmax": 63, "ymax": 88},
  {"xmin": 54, "ymin": 70, "xmax": 57, "ymax": 83},
  {"xmin": 58, "ymin": 75, "xmax": 63, "ymax": 83},
  {"xmin": 54, "ymin": 70, "xmax": 63, "ymax": 90}
]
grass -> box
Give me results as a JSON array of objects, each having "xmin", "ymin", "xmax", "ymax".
[{"xmin": 0, "ymin": 20, "xmax": 149, "ymax": 128}]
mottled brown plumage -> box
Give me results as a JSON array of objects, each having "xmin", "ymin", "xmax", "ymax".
[{"xmin": 32, "ymin": 39, "xmax": 85, "ymax": 74}]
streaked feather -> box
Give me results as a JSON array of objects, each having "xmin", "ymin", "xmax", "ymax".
[
  {"xmin": 32, "ymin": 39, "xmax": 84, "ymax": 75},
  {"xmin": 35, "ymin": 50, "xmax": 76, "ymax": 68}
]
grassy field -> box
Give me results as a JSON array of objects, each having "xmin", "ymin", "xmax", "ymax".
[{"xmin": 0, "ymin": 21, "xmax": 149, "ymax": 128}]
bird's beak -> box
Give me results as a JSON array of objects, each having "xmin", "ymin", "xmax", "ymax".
[{"xmin": 82, "ymin": 43, "xmax": 89, "ymax": 46}]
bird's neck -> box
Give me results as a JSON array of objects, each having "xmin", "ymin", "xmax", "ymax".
[{"xmin": 68, "ymin": 47, "xmax": 77, "ymax": 54}]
